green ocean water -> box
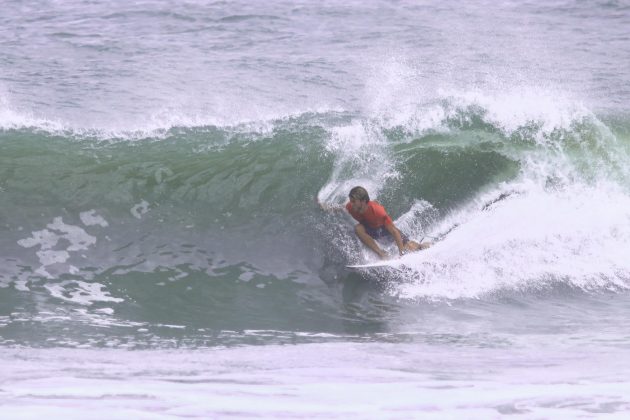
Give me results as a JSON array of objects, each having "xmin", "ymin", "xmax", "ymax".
[{"xmin": 2, "ymin": 104, "xmax": 630, "ymax": 348}]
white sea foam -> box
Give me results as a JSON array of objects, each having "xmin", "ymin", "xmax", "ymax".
[
  {"xmin": 1, "ymin": 343, "xmax": 629, "ymax": 418},
  {"xmin": 17, "ymin": 217, "xmax": 97, "ymax": 269},
  {"xmin": 130, "ymin": 200, "xmax": 150, "ymax": 219},
  {"xmin": 44, "ymin": 281, "xmax": 123, "ymax": 306},
  {"xmin": 0, "ymin": 92, "xmax": 65, "ymax": 132},
  {"xmin": 14, "ymin": 215, "xmax": 116, "ymax": 303},
  {"xmin": 80, "ymin": 210, "xmax": 109, "ymax": 227},
  {"xmin": 386, "ymin": 182, "xmax": 630, "ymax": 300},
  {"xmin": 361, "ymin": 55, "xmax": 449, "ymax": 134},
  {"xmin": 1, "ymin": 89, "xmax": 345, "ymax": 141},
  {"xmin": 439, "ymin": 86, "xmax": 589, "ymax": 137},
  {"xmin": 35, "ymin": 249, "xmax": 71, "ymax": 266},
  {"xmin": 358, "ymin": 55, "xmax": 610, "ymax": 149}
]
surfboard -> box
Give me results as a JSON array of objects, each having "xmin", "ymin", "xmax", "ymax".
[
  {"xmin": 346, "ymin": 239, "xmax": 434, "ymax": 270},
  {"xmin": 346, "ymin": 245, "xmax": 434, "ymax": 269},
  {"xmin": 346, "ymin": 261, "xmax": 402, "ymax": 270}
]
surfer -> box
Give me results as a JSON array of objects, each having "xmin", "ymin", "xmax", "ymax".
[{"xmin": 320, "ymin": 186, "xmax": 430, "ymax": 259}]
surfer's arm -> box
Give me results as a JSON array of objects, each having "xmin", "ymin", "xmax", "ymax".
[
  {"xmin": 384, "ymin": 222, "xmax": 406, "ymax": 256},
  {"xmin": 354, "ymin": 224, "xmax": 389, "ymax": 260}
]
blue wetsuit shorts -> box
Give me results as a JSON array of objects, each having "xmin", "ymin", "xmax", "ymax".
[{"xmin": 363, "ymin": 224, "xmax": 409, "ymax": 244}]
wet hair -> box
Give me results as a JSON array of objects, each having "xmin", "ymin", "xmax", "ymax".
[{"xmin": 349, "ymin": 186, "xmax": 370, "ymax": 202}]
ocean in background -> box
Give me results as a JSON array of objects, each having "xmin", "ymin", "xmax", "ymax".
[{"xmin": 2, "ymin": 0, "xmax": 630, "ymax": 417}]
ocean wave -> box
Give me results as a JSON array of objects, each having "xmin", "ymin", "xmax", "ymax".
[{"xmin": 3, "ymin": 88, "xmax": 630, "ymax": 321}]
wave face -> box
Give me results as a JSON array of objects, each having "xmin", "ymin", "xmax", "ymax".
[
  {"xmin": 2, "ymin": 0, "xmax": 630, "ymax": 349},
  {"xmin": 2, "ymin": 89, "xmax": 630, "ymax": 347}
]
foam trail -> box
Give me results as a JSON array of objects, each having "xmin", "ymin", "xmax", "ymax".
[{"xmin": 391, "ymin": 183, "xmax": 630, "ymax": 300}]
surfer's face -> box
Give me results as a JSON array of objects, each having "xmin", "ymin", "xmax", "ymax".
[{"xmin": 349, "ymin": 197, "xmax": 368, "ymax": 214}]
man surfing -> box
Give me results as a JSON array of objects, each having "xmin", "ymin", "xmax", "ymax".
[{"xmin": 320, "ymin": 186, "xmax": 431, "ymax": 260}]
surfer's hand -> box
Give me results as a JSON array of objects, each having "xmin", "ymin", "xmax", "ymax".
[{"xmin": 317, "ymin": 197, "xmax": 343, "ymax": 213}]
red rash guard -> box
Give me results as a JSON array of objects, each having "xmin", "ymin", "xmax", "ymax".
[{"xmin": 345, "ymin": 201, "xmax": 393, "ymax": 229}]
